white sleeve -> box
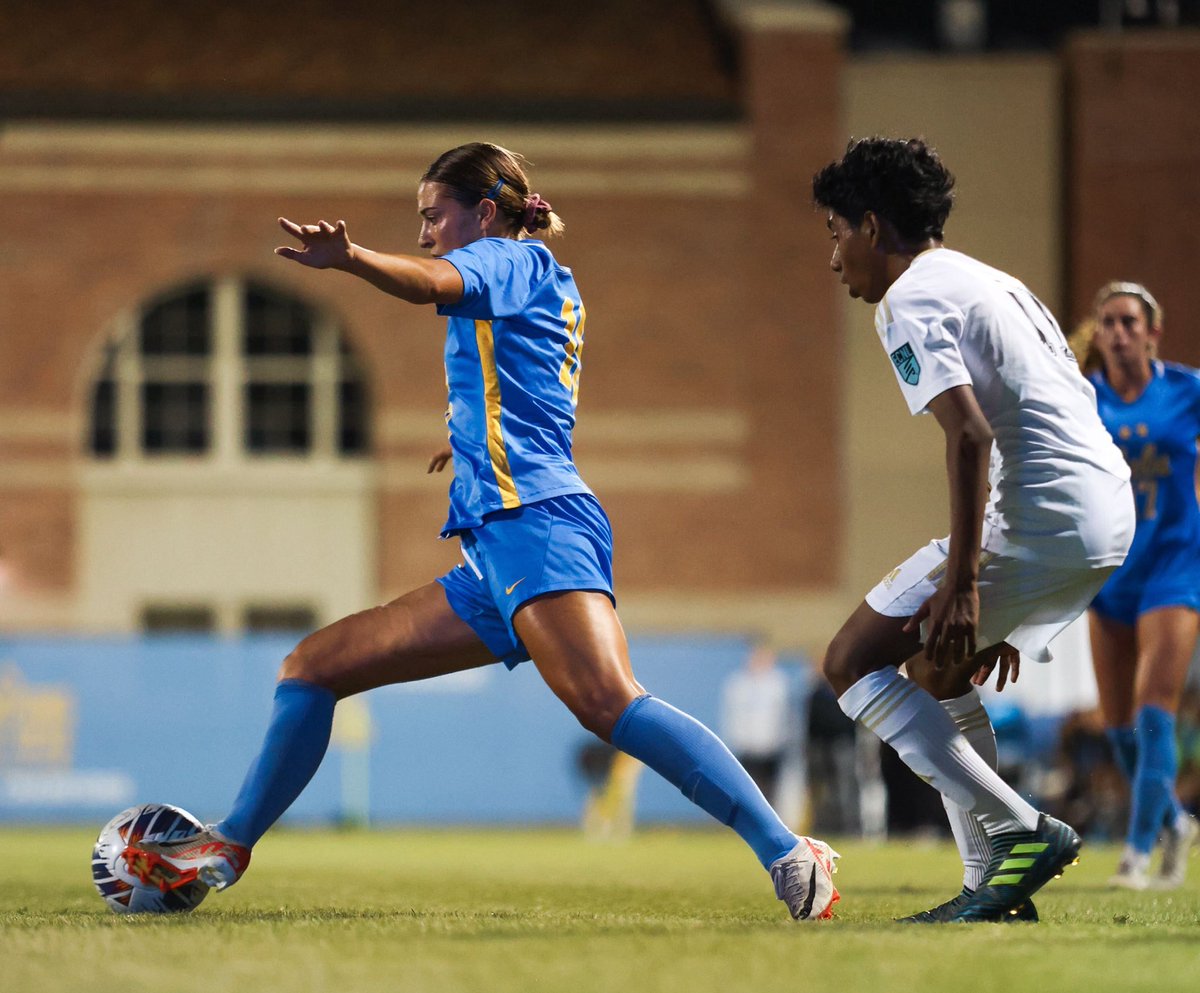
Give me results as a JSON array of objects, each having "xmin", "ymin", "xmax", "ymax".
[{"xmin": 877, "ymin": 289, "xmax": 972, "ymax": 416}]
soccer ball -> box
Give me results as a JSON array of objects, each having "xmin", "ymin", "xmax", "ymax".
[{"xmin": 91, "ymin": 803, "xmax": 209, "ymax": 914}]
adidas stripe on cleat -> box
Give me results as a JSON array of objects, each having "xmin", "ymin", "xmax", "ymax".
[
  {"xmin": 124, "ymin": 826, "xmax": 251, "ymax": 892},
  {"xmin": 898, "ymin": 888, "xmax": 1037, "ymax": 924},
  {"xmin": 770, "ymin": 837, "xmax": 840, "ymax": 921},
  {"xmin": 950, "ymin": 814, "xmax": 1080, "ymax": 923}
]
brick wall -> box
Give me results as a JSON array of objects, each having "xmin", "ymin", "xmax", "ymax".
[
  {"xmin": 1066, "ymin": 29, "xmax": 1200, "ymax": 366},
  {"xmin": 0, "ymin": 0, "xmax": 736, "ymax": 112},
  {"xmin": 0, "ymin": 8, "xmax": 848, "ymax": 613}
]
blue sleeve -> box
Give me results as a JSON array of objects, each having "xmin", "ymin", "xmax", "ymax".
[{"xmin": 436, "ymin": 239, "xmax": 545, "ymax": 320}]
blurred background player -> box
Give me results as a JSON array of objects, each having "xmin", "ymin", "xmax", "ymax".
[
  {"xmin": 575, "ymin": 742, "xmax": 643, "ymax": 842},
  {"xmin": 718, "ymin": 641, "xmax": 797, "ymax": 809},
  {"xmin": 812, "ymin": 137, "xmax": 1135, "ymax": 923},
  {"xmin": 1081, "ymin": 281, "xmax": 1200, "ymax": 890},
  {"xmin": 124, "ymin": 141, "xmax": 839, "ymax": 922}
]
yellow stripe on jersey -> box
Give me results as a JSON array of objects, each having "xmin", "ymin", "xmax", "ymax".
[
  {"xmin": 559, "ymin": 298, "xmax": 579, "ymax": 389},
  {"xmin": 474, "ymin": 319, "xmax": 521, "ymax": 509},
  {"xmin": 558, "ymin": 298, "xmax": 586, "ymax": 402},
  {"xmin": 572, "ymin": 302, "xmax": 586, "ymax": 403}
]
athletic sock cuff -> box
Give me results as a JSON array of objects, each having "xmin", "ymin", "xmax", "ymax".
[
  {"xmin": 276, "ymin": 678, "xmax": 337, "ymax": 702},
  {"xmin": 837, "ymin": 668, "xmax": 911, "ymax": 727},
  {"xmin": 611, "ymin": 693, "xmax": 653, "ymax": 744},
  {"xmin": 940, "ymin": 686, "xmax": 983, "ymax": 720},
  {"xmin": 940, "ymin": 688, "xmax": 992, "ymax": 737}
]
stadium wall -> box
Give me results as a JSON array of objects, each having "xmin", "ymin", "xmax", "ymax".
[
  {"xmin": 0, "ymin": 632, "xmax": 810, "ymax": 826},
  {"xmin": 1066, "ymin": 28, "xmax": 1200, "ymax": 366},
  {"xmin": 0, "ymin": 15, "xmax": 850, "ymax": 652},
  {"xmin": 1, "ymin": 29, "xmax": 1191, "ymax": 661}
]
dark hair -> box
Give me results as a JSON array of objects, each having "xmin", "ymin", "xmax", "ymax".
[
  {"xmin": 422, "ymin": 142, "xmax": 563, "ymax": 238},
  {"xmin": 812, "ymin": 137, "xmax": 955, "ymax": 243}
]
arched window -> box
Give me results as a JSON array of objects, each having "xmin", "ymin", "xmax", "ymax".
[
  {"xmin": 80, "ymin": 277, "xmax": 376, "ymax": 634},
  {"xmin": 88, "ymin": 278, "xmax": 369, "ymax": 460}
]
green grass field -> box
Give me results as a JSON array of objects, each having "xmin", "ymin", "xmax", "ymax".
[{"xmin": 3, "ymin": 826, "xmax": 1198, "ymax": 993}]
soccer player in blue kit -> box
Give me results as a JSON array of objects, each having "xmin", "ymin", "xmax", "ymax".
[
  {"xmin": 124, "ymin": 141, "xmax": 840, "ymax": 921},
  {"xmin": 1083, "ymin": 282, "xmax": 1200, "ymax": 890}
]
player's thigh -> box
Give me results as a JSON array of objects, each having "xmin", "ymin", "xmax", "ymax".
[
  {"xmin": 1134, "ymin": 606, "xmax": 1200, "ymax": 713},
  {"xmin": 823, "ymin": 600, "xmax": 920, "ymax": 695},
  {"xmin": 514, "ymin": 590, "xmax": 644, "ymax": 739},
  {"xmin": 1089, "ymin": 610, "xmax": 1138, "ymax": 728},
  {"xmin": 280, "ymin": 581, "xmax": 496, "ymax": 697}
]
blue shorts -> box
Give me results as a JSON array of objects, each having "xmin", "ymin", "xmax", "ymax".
[
  {"xmin": 1091, "ymin": 547, "xmax": 1200, "ymax": 626},
  {"xmin": 437, "ymin": 492, "xmax": 615, "ymax": 669}
]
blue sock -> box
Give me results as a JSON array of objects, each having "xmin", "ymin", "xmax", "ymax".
[
  {"xmin": 1106, "ymin": 726, "xmax": 1138, "ymax": 783},
  {"xmin": 1128, "ymin": 704, "xmax": 1181, "ymax": 854},
  {"xmin": 217, "ymin": 679, "xmax": 337, "ymax": 848},
  {"xmin": 1109, "ymin": 722, "xmax": 1183, "ymax": 830},
  {"xmin": 610, "ymin": 694, "xmax": 798, "ymax": 868}
]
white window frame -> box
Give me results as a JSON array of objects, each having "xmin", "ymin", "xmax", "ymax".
[{"xmin": 93, "ymin": 275, "xmax": 367, "ymax": 465}]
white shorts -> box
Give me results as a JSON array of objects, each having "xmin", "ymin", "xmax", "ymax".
[{"xmin": 865, "ymin": 537, "xmax": 1117, "ymax": 664}]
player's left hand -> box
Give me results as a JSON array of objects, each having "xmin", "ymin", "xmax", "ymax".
[
  {"xmin": 904, "ymin": 582, "xmax": 979, "ymax": 670},
  {"xmin": 427, "ymin": 446, "xmax": 452, "ymax": 473},
  {"xmin": 971, "ymin": 642, "xmax": 1021, "ymax": 691},
  {"xmin": 275, "ymin": 217, "xmax": 353, "ymax": 269}
]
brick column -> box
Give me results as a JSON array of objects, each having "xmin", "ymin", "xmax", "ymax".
[
  {"xmin": 1066, "ymin": 29, "xmax": 1200, "ymax": 366},
  {"xmin": 726, "ymin": 1, "xmax": 850, "ymax": 586}
]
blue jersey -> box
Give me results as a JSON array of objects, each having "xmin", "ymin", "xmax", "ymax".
[
  {"xmin": 436, "ymin": 237, "xmax": 591, "ymax": 535},
  {"xmin": 1089, "ymin": 360, "xmax": 1200, "ymax": 578}
]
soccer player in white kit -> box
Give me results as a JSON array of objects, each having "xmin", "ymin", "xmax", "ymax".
[{"xmin": 812, "ymin": 138, "xmax": 1136, "ymax": 923}]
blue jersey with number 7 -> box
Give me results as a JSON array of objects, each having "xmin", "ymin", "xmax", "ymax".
[
  {"xmin": 436, "ymin": 237, "xmax": 593, "ymax": 536},
  {"xmin": 1088, "ymin": 360, "xmax": 1200, "ymax": 574}
]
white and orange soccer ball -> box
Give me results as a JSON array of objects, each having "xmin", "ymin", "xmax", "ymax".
[{"xmin": 91, "ymin": 803, "xmax": 209, "ymax": 914}]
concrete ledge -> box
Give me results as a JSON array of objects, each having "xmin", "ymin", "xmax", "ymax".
[{"xmin": 718, "ymin": 0, "xmax": 851, "ymax": 35}]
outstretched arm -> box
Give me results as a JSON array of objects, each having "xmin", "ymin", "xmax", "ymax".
[
  {"xmin": 904, "ymin": 384, "xmax": 994, "ymax": 669},
  {"xmin": 274, "ymin": 218, "xmax": 464, "ymax": 306}
]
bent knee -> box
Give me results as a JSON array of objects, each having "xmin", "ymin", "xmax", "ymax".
[
  {"xmin": 568, "ymin": 688, "xmax": 640, "ymax": 742},
  {"xmin": 822, "ymin": 633, "xmax": 866, "ymax": 696},
  {"xmin": 278, "ymin": 636, "xmax": 336, "ymax": 693},
  {"xmin": 823, "ymin": 609, "xmax": 917, "ymax": 696}
]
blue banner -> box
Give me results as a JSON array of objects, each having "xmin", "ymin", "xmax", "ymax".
[{"xmin": 0, "ymin": 634, "xmax": 803, "ymax": 827}]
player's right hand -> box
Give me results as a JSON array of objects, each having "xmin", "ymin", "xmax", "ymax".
[
  {"xmin": 905, "ymin": 582, "xmax": 979, "ymax": 670},
  {"xmin": 275, "ymin": 217, "xmax": 352, "ymax": 269}
]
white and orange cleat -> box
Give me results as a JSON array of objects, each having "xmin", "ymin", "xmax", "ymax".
[
  {"xmin": 770, "ymin": 837, "xmax": 840, "ymax": 921},
  {"xmin": 124, "ymin": 825, "xmax": 251, "ymax": 892}
]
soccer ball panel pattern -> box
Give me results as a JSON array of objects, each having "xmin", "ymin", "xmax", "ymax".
[{"xmin": 92, "ymin": 803, "xmax": 209, "ymax": 914}]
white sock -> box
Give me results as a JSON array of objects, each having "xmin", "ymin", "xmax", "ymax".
[
  {"xmin": 940, "ymin": 687, "xmax": 997, "ymax": 892},
  {"xmin": 839, "ymin": 668, "xmax": 1038, "ymax": 836},
  {"xmin": 1119, "ymin": 845, "xmax": 1150, "ymax": 873}
]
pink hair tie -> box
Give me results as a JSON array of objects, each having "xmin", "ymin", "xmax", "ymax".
[{"xmin": 523, "ymin": 193, "xmax": 552, "ymax": 233}]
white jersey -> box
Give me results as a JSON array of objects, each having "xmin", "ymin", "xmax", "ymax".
[{"xmin": 876, "ymin": 248, "xmax": 1132, "ymax": 567}]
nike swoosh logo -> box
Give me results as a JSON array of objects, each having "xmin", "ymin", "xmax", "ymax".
[
  {"xmin": 505, "ymin": 578, "xmax": 526, "ymax": 595},
  {"xmin": 800, "ymin": 864, "xmax": 818, "ymax": 919}
]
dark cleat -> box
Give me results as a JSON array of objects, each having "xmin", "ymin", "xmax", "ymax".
[
  {"xmin": 950, "ymin": 814, "xmax": 1080, "ymax": 923},
  {"xmin": 899, "ymin": 888, "xmax": 1037, "ymax": 924}
]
